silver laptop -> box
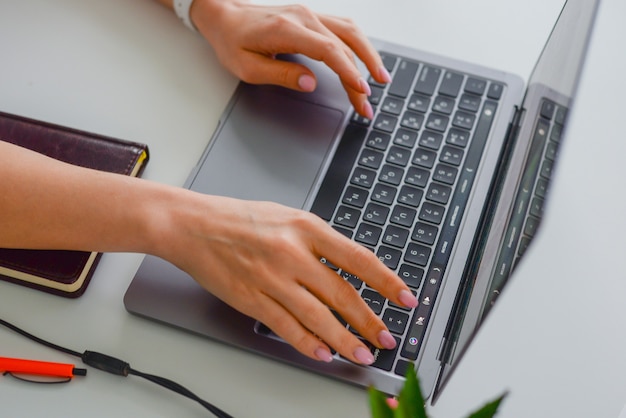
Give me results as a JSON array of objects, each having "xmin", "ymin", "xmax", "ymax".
[{"xmin": 125, "ymin": 0, "xmax": 599, "ymax": 399}]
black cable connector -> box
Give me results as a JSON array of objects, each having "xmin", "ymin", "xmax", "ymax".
[
  {"xmin": 81, "ymin": 351, "xmax": 130, "ymax": 376},
  {"xmin": 1, "ymin": 318, "xmax": 234, "ymax": 418}
]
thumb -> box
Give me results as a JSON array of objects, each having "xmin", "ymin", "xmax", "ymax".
[{"xmin": 238, "ymin": 53, "xmax": 318, "ymax": 92}]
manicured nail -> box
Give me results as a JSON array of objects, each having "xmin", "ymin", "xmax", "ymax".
[
  {"xmin": 378, "ymin": 330, "xmax": 397, "ymax": 350},
  {"xmin": 359, "ymin": 77, "xmax": 372, "ymax": 96},
  {"xmin": 298, "ymin": 74, "xmax": 316, "ymax": 92},
  {"xmin": 362, "ymin": 101, "xmax": 374, "ymax": 120},
  {"xmin": 399, "ymin": 289, "xmax": 418, "ymax": 308},
  {"xmin": 314, "ymin": 347, "xmax": 334, "ymax": 363},
  {"xmin": 353, "ymin": 346, "xmax": 374, "ymax": 365},
  {"xmin": 378, "ymin": 66, "xmax": 392, "ymax": 83}
]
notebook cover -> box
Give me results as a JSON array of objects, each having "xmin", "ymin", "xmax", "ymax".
[{"xmin": 0, "ymin": 111, "xmax": 150, "ymax": 298}]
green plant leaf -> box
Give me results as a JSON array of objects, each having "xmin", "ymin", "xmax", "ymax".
[
  {"xmin": 465, "ymin": 392, "xmax": 508, "ymax": 418},
  {"xmin": 368, "ymin": 386, "xmax": 394, "ymax": 418},
  {"xmin": 396, "ymin": 364, "xmax": 428, "ymax": 418}
]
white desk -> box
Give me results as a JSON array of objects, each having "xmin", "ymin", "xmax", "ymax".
[{"xmin": 1, "ymin": 0, "xmax": 624, "ymax": 416}]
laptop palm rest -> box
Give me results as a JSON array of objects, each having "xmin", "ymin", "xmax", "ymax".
[{"xmin": 187, "ymin": 83, "xmax": 345, "ymax": 208}]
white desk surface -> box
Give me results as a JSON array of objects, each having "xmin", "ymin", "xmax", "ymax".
[{"xmin": 1, "ymin": 0, "xmax": 625, "ymax": 417}]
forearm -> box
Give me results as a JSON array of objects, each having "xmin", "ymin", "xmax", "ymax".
[{"xmin": 0, "ymin": 141, "xmax": 171, "ymax": 256}]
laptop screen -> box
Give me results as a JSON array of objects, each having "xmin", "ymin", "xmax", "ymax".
[{"xmin": 435, "ymin": 0, "xmax": 600, "ymax": 397}]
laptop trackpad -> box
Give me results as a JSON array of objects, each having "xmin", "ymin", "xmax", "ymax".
[{"xmin": 188, "ymin": 84, "xmax": 345, "ymax": 209}]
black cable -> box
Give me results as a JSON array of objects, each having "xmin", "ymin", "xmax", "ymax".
[{"xmin": 0, "ymin": 318, "xmax": 234, "ymax": 418}]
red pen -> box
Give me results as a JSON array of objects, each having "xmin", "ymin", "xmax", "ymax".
[{"xmin": 0, "ymin": 356, "xmax": 87, "ymax": 378}]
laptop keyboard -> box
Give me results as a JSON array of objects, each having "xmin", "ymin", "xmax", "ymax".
[{"xmin": 309, "ymin": 52, "xmax": 504, "ymax": 375}]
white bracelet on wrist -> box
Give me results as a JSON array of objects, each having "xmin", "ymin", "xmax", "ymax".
[{"xmin": 173, "ymin": 0, "xmax": 198, "ymax": 32}]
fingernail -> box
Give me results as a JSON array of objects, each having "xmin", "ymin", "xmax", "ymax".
[
  {"xmin": 378, "ymin": 66, "xmax": 392, "ymax": 83},
  {"xmin": 314, "ymin": 347, "xmax": 334, "ymax": 363},
  {"xmin": 353, "ymin": 346, "xmax": 374, "ymax": 365},
  {"xmin": 359, "ymin": 77, "xmax": 372, "ymax": 96},
  {"xmin": 298, "ymin": 74, "xmax": 316, "ymax": 92},
  {"xmin": 399, "ymin": 289, "xmax": 418, "ymax": 308},
  {"xmin": 362, "ymin": 101, "xmax": 374, "ymax": 120},
  {"xmin": 378, "ymin": 330, "xmax": 397, "ymax": 350}
]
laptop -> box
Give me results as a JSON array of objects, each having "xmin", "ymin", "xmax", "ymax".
[{"xmin": 125, "ymin": 0, "xmax": 599, "ymax": 399}]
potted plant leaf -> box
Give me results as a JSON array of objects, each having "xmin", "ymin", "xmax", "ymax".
[{"xmin": 368, "ymin": 365, "xmax": 507, "ymax": 418}]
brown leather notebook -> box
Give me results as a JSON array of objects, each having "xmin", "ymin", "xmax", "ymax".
[{"xmin": 0, "ymin": 111, "xmax": 149, "ymax": 297}]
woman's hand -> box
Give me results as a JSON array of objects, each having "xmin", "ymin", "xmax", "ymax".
[
  {"xmin": 153, "ymin": 192, "xmax": 417, "ymax": 364},
  {"xmin": 189, "ymin": 0, "xmax": 391, "ymax": 118}
]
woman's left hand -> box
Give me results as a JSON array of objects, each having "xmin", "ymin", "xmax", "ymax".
[{"xmin": 190, "ymin": 0, "xmax": 391, "ymax": 118}]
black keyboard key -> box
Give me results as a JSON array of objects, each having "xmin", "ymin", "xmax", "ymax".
[
  {"xmin": 397, "ymin": 185, "xmax": 424, "ymax": 207},
  {"xmin": 404, "ymin": 243, "xmax": 431, "ymax": 266},
  {"xmin": 398, "ymin": 263, "xmax": 424, "ymax": 288},
  {"xmin": 458, "ymin": 93, "xmax": 482, "ymax": 112},
  {"xmin": 411, "ymin": 222, "xmax": 438, "ymax": 245},
  {"xmin": 400, "ymin": 111, "xmax": 425, "ymax": 131},
  {"xmin": 404, "ymin": 166, "xmax": 429, "ymax": 188},
  {"xmin": 367, "ymin": 337, "xmax": 399, "ymax": 372},
  {"xmin": 440, "ymin": 145, "xmax": 464, "ymax": 166},
  {"xmin": 432, "ymin": 95, "xmax": 455, "ymax": 115},
  {"xmin": 374, "ymin": 113, "xmax": 397, "ymax": 133},
  {"xmin": 426, "ymin": 183, "xmax": 452, "ymax": 205},
  {"xmin": 452, "ymin": 110, "xmax": 476, "ymax": 130},
  {"xmin": 341, "ymin": 270, "xmax": 363, "ymax": 289},
  {"xmin": 394, "ymin": 128, "xmax": 418, "ymax": 148},
  {"xmin": 361, "ymin": 289, "xmax": 385, "ymax": 315},
  {"xmin": 414, "ymin": 65, "xmax": 441, "ymax": 96},
  {"xmin": 381, "ymin": 96, "xmax": 404, "ymax": 115},
  {"xmin": 358, "ymin": 148, "xmax": 384, "ymax": 169},
  {"xmin": 540, "ymin": 100, "xmax": 556, "ymax": 120},
  {"xmin": 382, "ymin": 308, "xmax": 410, "ymax": 335},
  {"xmin": 369, "ymin": 85, "xmax": 384, "ymax": 105},
  {"xmin": 365, "ymin": 131, "xmax": 391, "ymax": 151},
  {"xmin": 351, "ymin": 111, "xmax": 372, "ymax": 126},
  {"xmin": 412, "ymin": 148, "xmax": 437, "ymax": 168},
  {"xmin": 446, "ymin": 128, "xmax": 470, "ymax": 148},
  {"xmin": 363, "ymin": 203, "xmax": 390, "ymax": 225},
  {"xmin": 380, "ymin": 53, "xmax": 398, "ymax": 72},
  {"xmin": 464, "ymin": 77, "xmax": 487, "ymax": 96},
  {"xmin": 371, "ymin": 183, "xmax": 397, "ymax": 205},
  {"xmin": 390, "ymin": 205, "xmax": 417, "ymax": 228},
  {"xmin": 439, "ymin": 72, "xmax": 464, "ymax": 97},
  {"xmin": 387, "ymin": 145, "xmax": 412, "ymax": 167},
  {"xmin": 388, "ymin": 60, "xmax": 419, "ymax": 98},
  {"xmin": 419, "ymin": 202, "xmax": 445, "ymax": 224},
  {"xmin": 418, "ymin": 130, "xmax": 443, "ymax": 151},
  {"xmin": 342, "ymin": 185, "xmax": 368, "ymax": 208},
  {"xmin": 350, "ymin": 167, "xmax": 377, "ymax": 188},
  {"xmin": 433, "ymin": 163, "xmax": 458, "ymax": 185},
  {"xmin": 395, "ymin": 359, "xmax": 414, "ymax": 377},
  {"xmin": 487, "ymin": 82, "xmax": 504, "ymax": 100},
  {"xmin": 334, "ymin": 205, "xmax": 361, "ymax": 229},
  {"xmin": 310, "ymin": 124, "xmax": 367, "ymax": 220},
  {"xmin": 425, "ymin": 113, "xmax": 449, "ymax": 132},
  {"xmin": 381, "ymin": 225, "xmax": 409, "ymax": 248},
  {"xmin": 407, "ymin": 94, "xmax": 431, "ymax": 113},
  {"xmin": 378, "ymin": 164, "xmax": 404, "ymax": 186},
  {"xmin": 377, "ymin": 245, "xmax": 402, "ymax": 269},
  {"xmin": 355, "ymin": 222, "xmax": 382, "ymax": 246}
]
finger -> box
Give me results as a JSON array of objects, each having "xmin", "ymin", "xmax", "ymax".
[
  {"xmin": 235, "ymin": 52, "xmax": 319, "ymax": 92},
  {"xmin": 312, "ymin": 224, "xmax": 418, "ymax": 309},
  {"xmin": 269, "ymin": 277, "xmax": 379, "ymax": 365},
  {"xmin": 318, "ymin": 14, "xmax": 392, "ymax": 84},
  {"xmin": 260, "ymin": 22, "xmax": 368, "ymax": 95},
  {"xmin": 342, "ymin": 79, "xmax": 374, "ymax": 119},
  {"xmin": 295, "ymin": 258, "xmax": 398, "ymax": 352},
  {"xmin": 253, "ymin": 293, "xmax": 336, "ymax": 363}
]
